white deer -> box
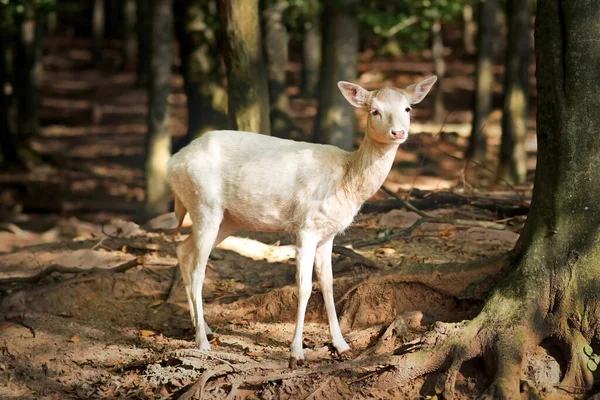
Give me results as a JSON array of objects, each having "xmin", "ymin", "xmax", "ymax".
[{"xmin": 167, "ymin": 76, "xmax": 437, "ymax": 367}]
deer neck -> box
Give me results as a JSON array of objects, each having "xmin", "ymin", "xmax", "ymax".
[{"xmin": 343, "ymin": 133, "xmax": 399, "ymax": 205}]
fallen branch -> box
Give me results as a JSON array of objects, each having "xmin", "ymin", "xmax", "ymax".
[
  {"xmin": 362, "ymin": 190, "xmax": 529, "ymax": 218},
  {"xmin": 0, "ymin": 257, "xmax": 144, "ymax": 285}
]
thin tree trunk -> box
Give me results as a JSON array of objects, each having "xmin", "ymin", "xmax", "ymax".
[
  {"xmin": 300, "ymin": 22, "xmax": 321, "ymax": 98},
  {"xmin": 145, "ymin": 0, "xmax": 173, "ymax": 216},
  {"xmin": 465, "ymin": 0, "xmax": 499, "ymax": 161},
  {"xmin": 431, "ymin": 16, "xmax": 446, "ymax": 123},
  {"xmin": 0, "ymin": 32, "xmax": 22, "ymax": 169},
  {"xmin": 123, "ymin": 0, "xmax": 137, "ymax": 71},
  {"xmin": 219, "ymin": 0, "xmax": 270, "ymax": 134},
  {"xmin": 312, "ymin": 0, "xmax": 358, "ymax": 151},
  {"xmin": 92, "ymin": 0, "xmax": 104, "ymax": 65},
  {"xmin": 14, "ymin": 9, "xmax": 42, "ymax": 139},
  {"xmin": 176, "ymin": 0, "xmax": 228, "ymax": 149},
  {"xmin": 136, "ymin": 0, "xmax": 151, "ymax": 86},
  {"xmin": 497, "ymin": 0, "xmax": 529, "ymax": 184},
  {"xmin": 263, "ymin": 0, "xmax": 293, "ymax": 138},
  {"xmin": 462, "ymin": 5, "xmax": 476, "ymax": 55}
]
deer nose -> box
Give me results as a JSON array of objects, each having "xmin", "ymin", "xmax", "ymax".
[{"xmin": 390, "ymin": 129, "xmax": 406, "ymax": 139}]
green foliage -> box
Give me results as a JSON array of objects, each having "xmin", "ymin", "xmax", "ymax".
[
  {"xmin": 357, "ymin": 0, "xmax": 477, "ymax": 50},
  {"xmin": 284, "ymin": 0, "xmax": 321, "ymax": 38}
]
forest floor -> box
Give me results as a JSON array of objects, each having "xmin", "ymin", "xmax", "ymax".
[{"xmin": 0, "ymin": 36, "xmax": 560, "ymax": 399}]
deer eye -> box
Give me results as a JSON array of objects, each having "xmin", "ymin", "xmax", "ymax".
[
  {"xmin": 405, "ymin": 107, "xmax": 412, "ymax": 112},
  {"xmin": 370, "ymin": 109, "xmax": 379, "ymax": 116}
]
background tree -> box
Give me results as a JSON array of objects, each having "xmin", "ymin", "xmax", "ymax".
[
  {"xmin": 396, "ymin": 1, "xmax": 600, "ymax": 397},
  {"xmin": 498, "ymin": 0, "xmax": 529, "ymax": 184},
  {"xmin": 0, "ymin": 0, "xmax": 49, "ymax": 170},
  {"xmin": 91, "ymin": 0, "xmax": 104, "ymax": 65},
  {"xmin": 135, "ymin": 0, "xmax": 151, "ymax": 86},
  {"xmin": 122, "ymin": 0, "xmax": 137, "ymax": 71},
  {"xmin": 144, "ymin": 0, "xmax": 173, "ymax": 216},
  {"xmin": 219, "ymin": 0, "xmax": 270, "ymax": 134},
  {"xmin": 462, "ymin": 4, "xmax": 476, "ymax": 54},
  {"xmin": 465, "ymin": 0, "xmax": 499, "ymax": 161},
  {"xmin": 431, "ymin": 13, "xmax": 446, "ymax": 122},
  {"xmin": 175, "ymin": 0, "xmax": 228, "ymax": 149},
  {"xmin": 284, "ymin": 0, "xmax": 322, "ymax": 99},
  {"xmin": 312, "ymin": 0, "xmax": 359, "ymax": 151},
  {"xmin": 262, "ymin": 0, "xmax": 293, "ymax": 138}
]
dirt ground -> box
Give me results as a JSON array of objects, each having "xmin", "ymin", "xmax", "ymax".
[{"xmin": 0, "ymin": 35, "xmax": 571, "ymax": 399}]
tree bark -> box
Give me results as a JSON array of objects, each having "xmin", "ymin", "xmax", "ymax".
[
  {"xmin": 431, "ymin": 16, "xmax": 446, "ymax": 123},
  {"xmin": 219, "ymin": 0, "xmax": 270, "ymax": 134},
  {"xmin": 145, "ymin": 0, "xmax": 173, "ymax": 216},
  {"xmin": 92, "ymin": 0, "xmax": 104, "ymax": 65},
  {"xmin": 389, "ymin": 1, "xmax": 600, "ymax": 397},
  {"xmin": 262, "ymin": 0, "xmax": 295, "ymax": 138},
  {"xmin": 497, "ymin": 0, "xmax": 529, "ymax": 184},
  {"xmin": 175, "ymin": 0, "xmax": 228, "ymax": 149},
  {"xmin": 465, "ymin": 0, "xmax": 499, "ymax": 162},
  {"xmin": 123, "ymin": 0, "xmax": 137, "ymax": 71},
  {"xmin": 136, "ymin": 0, "xmax": 151, "ymax": 87},
  {"xmin": 300, "ymin": 22, "xmax": 321, "ymax": 98},
  {"xmin": 312, "ymin": 0, "xmax": 358, "ymax": 151}
]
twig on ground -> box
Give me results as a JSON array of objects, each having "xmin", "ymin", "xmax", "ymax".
[
  {"xmin": 332, "ymin": 246, "xmax": 382, "ymax": 269},
  {"xmin": 179, "ymin": 370, "xmax": 215, "ymax": 400},
  {"xmin": 348, "ymin": 366, "xmax": 394, "ymax": 384}
]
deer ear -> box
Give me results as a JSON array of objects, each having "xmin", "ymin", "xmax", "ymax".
[
  {"xmin": 337, "ymin": 81, "xmax": 370, "ymax": 108},
  {"xmin": 405, "ymin": 76, "xmax": 438, "ymax": 104}
]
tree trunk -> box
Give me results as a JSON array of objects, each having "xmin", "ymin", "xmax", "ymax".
[
  {"xmin": 176, "ymin": 0, "xmax": 228, "ymax": 149},
  {"xmin": 123, "ymin": 0, "xmax": 137, "ymax": 71},
  {"xmin": 497, "ymin": 0, "xmax": 529, "ymax": 184},
  {"xmin": 465, "ymin": 0, "xmax": 499, "ymax": 162},
  {"xmin": 262, "ymin": 0, "xmax": 295, "ymax": 138},
  {"xmin": 462, "ymin": 4, "xmax": 476, "ymax": 55},
  {"xmin": 136, "ymin": 0, "xmax": 151, "ymax": 87},
  {"xmin": 300, "ymin": 22, "xmax": 321, "ymax": 98},
  {"xmin": 219, "ymin": 0, "xmax": 270, "ymax": 134},
  {"xmin": 145, "ymin": 0, "xmax": 173, "ymax": 217},
  {"xmin": 92, "ymin": 0, "xmax": 104, "ymax": 65},
  {"xmin": 15, "ymin": 7, "xmax": 43, "ymax": 139},
  {"xmin": 431, "ymin": 16, "xmax": 446, "ymax": 123},
  {"xmin": 392, "ymin": 1, "xmax": 600, "ymax": 397},
  {"xmin": 0, "ymin": 31, "xmax": 22, "ymax": 169},
  {"xmin": 312, "ymin": 0, "xmax": 358, "ymax": 151}
]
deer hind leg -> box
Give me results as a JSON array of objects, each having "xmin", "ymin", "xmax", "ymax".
[
  {"xmin": 314, "ymin": 236, "xmax": 350, "ymax": 355},
  {"xmin": 175, "ymin": 215, "xmax": 239, "ymax": 339}
]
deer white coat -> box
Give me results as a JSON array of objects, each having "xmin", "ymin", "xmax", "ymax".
[{"xmin": 167, "ymin": 76, "xmax": 437, "ymax": 367}]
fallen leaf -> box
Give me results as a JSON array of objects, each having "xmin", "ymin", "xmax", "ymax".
[
  {"xmin": 139, "ymin": 330, "xmax": 156, "ymax": 337},
  {"xmin": 68, "ymin": 335, "xmax": 80, "ymax": 343},
  {"xmin": 245, "ymin": 351, "xmax": 263, "ymax": 357},
  {"xmin": 147, "ymin": 299, "xmax": 164, "ymax": 309}
]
